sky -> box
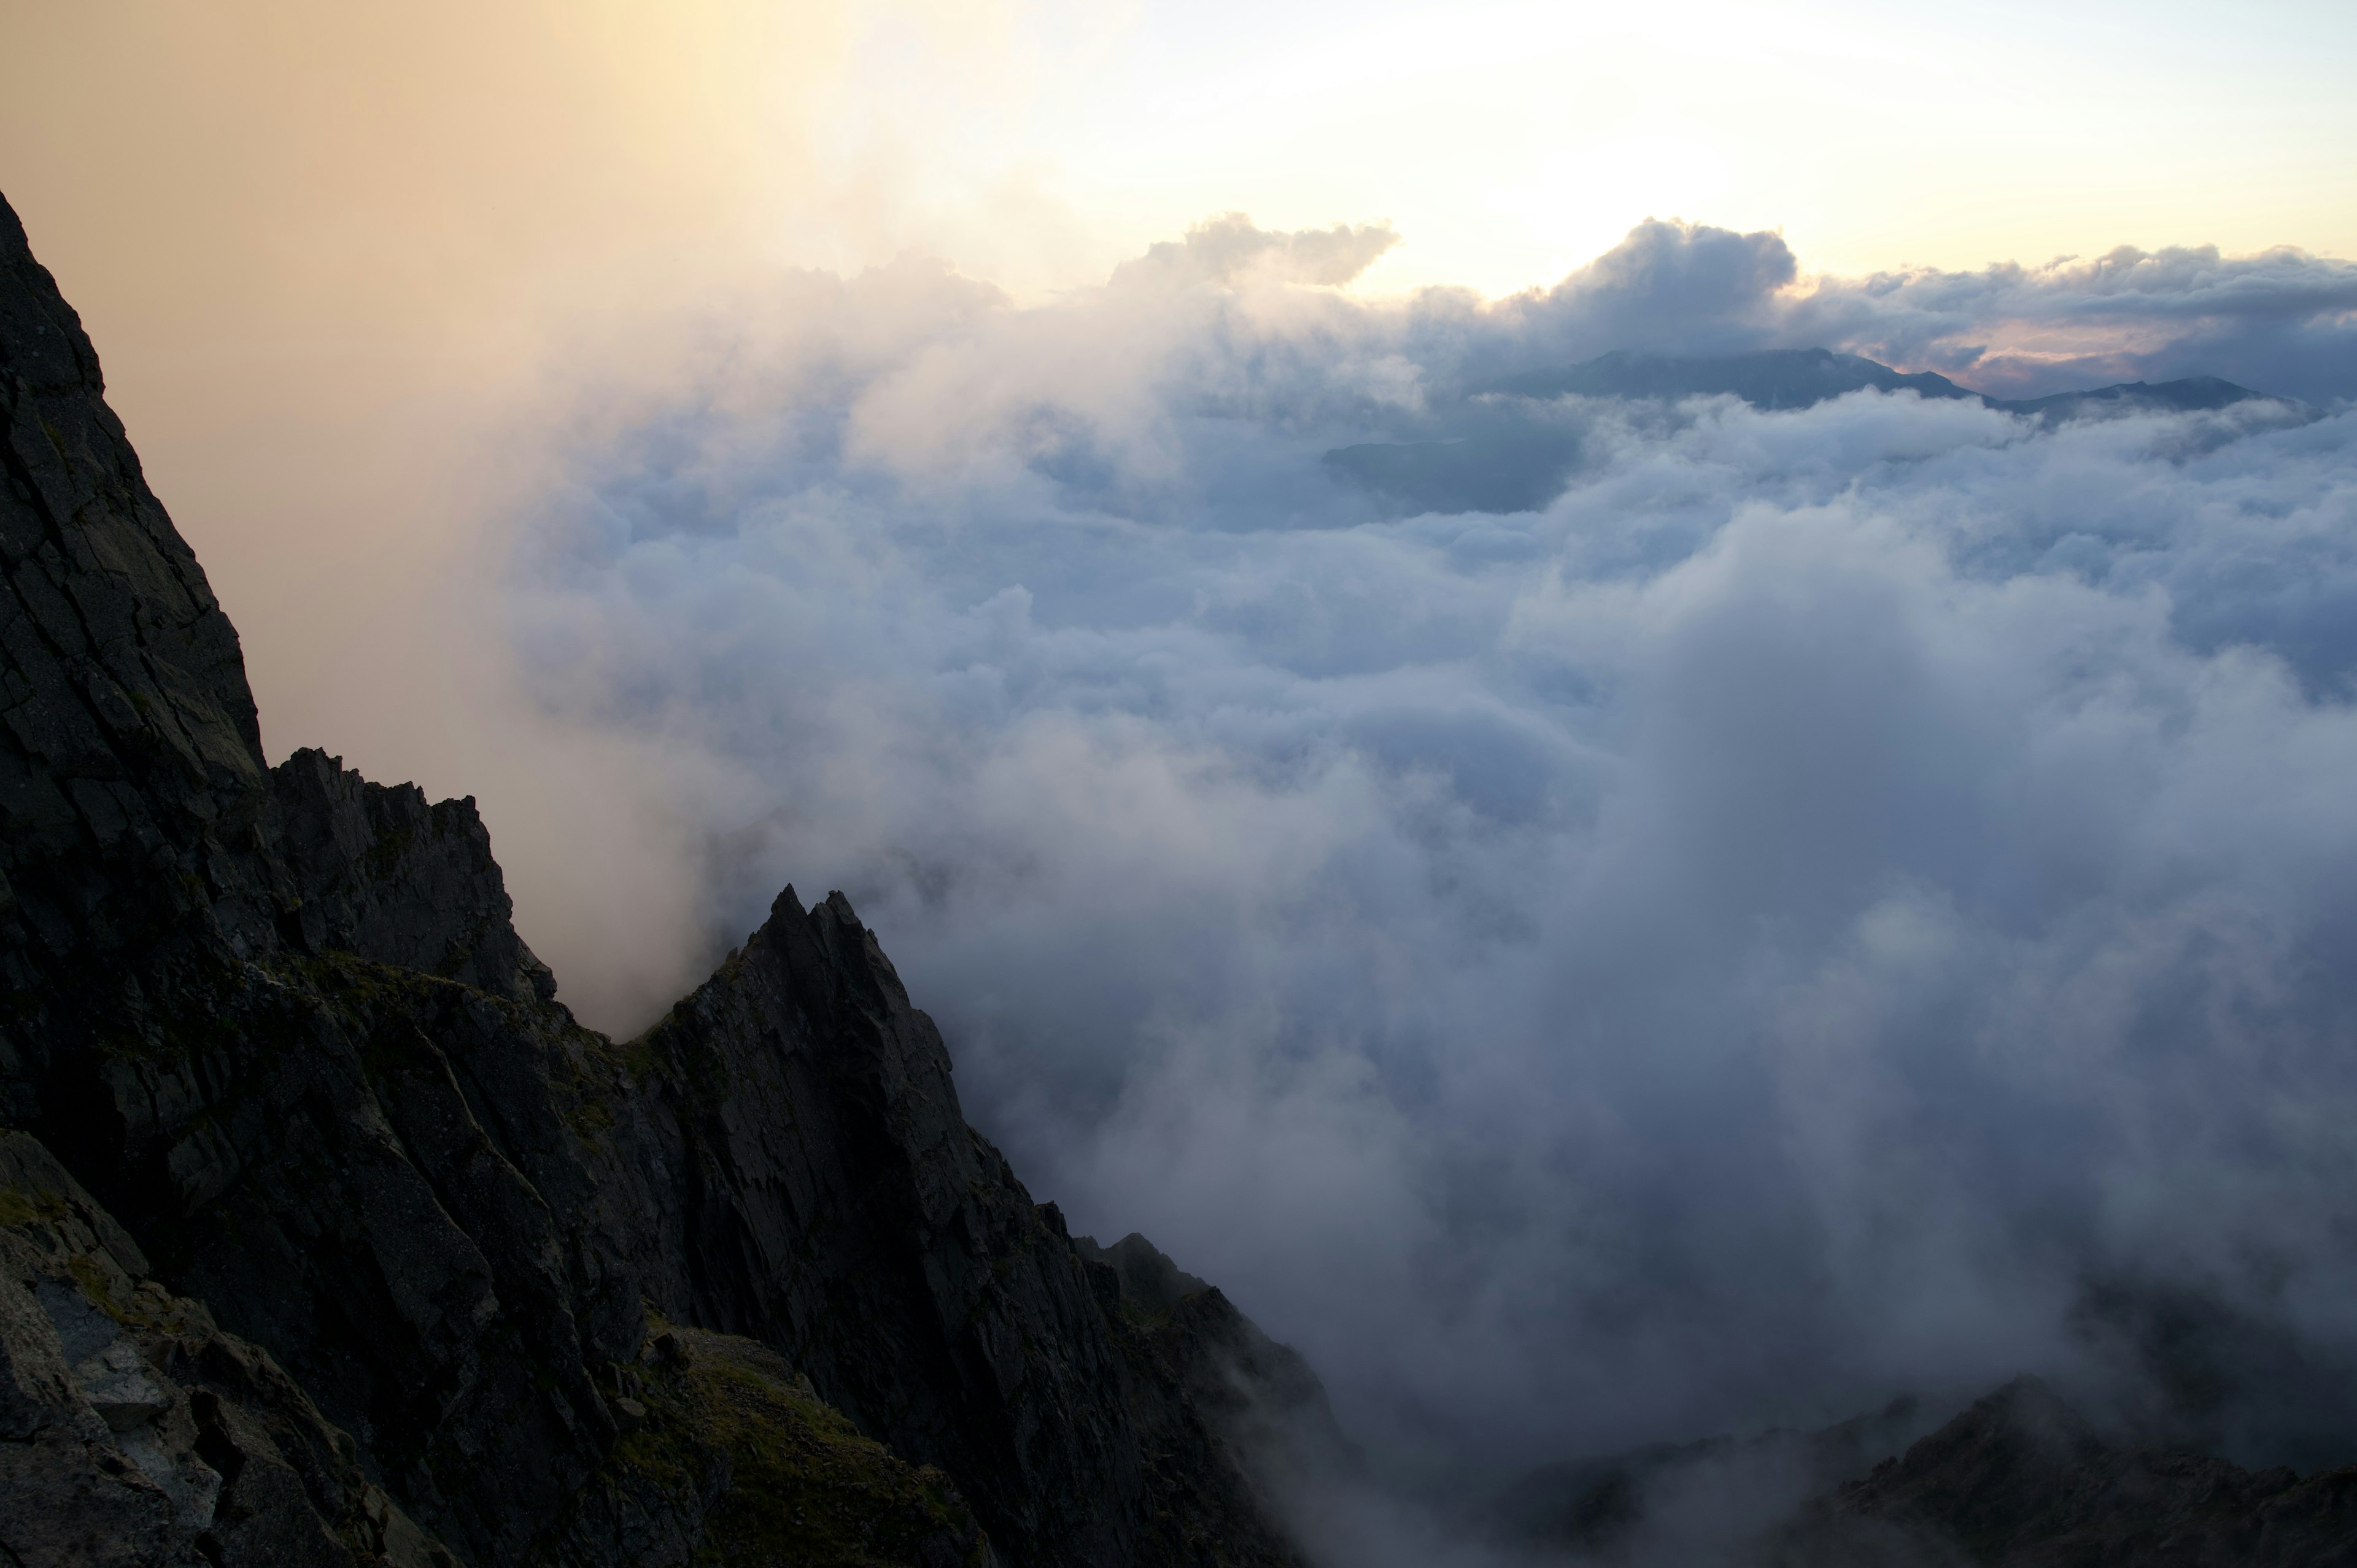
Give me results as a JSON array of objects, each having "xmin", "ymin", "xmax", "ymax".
[{"xmin": 6, "ymin": 1, "xmax": 2357, "ymax": 1556}]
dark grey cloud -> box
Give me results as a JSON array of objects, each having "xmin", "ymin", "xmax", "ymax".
[{"xmin": 503, "ymin": 216, "xmax": 2357, "ymax": 1554}]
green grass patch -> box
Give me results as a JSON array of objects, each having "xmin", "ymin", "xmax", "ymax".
[
  {"xmin": 606, "ymin": 1325, "xmax": 988, "ymax": 1567},
  {"xmin": 0, "ymin": 1185, "xmax": 55, "ymax": 1227}
]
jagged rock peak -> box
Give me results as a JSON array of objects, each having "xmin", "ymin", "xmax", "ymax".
[
  {"xmin": 271, "ymin": 747, "xmax": 558, "ymax": 1005},
  {"xmin": 1072, "ymin": 1234, "xmax": 1210, "ymax": 1318}
]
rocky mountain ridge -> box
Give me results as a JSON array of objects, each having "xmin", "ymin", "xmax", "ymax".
[{"xmin": 0, "ymin": 188, "xmax": 1326, "ymax": 1568}]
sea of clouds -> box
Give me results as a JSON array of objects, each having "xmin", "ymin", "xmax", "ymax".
[{"xmin": 502, "ymin": 217, "xmax": 2357, "ymax": 1513}]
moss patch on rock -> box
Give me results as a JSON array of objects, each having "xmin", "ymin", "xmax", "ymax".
[{"xmin": 596, "ymin": 1321, "xmax": 993, "ymax": 1568}]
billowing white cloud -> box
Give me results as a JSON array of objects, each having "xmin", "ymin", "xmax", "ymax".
[{"xmin": 504, "ymin": 217, "xmax": 2357, "ymax": 1517}]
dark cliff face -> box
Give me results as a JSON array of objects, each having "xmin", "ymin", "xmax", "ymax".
[
  {"xmin": 0, "ymin": 1129, "xmax": 457, "ymax": 1568},
  {"xmin": 0, "ymin": 188, "xmax": 1317, "ymax": 1568}
]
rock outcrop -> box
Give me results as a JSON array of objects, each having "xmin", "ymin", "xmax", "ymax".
[
  {"xmin": 0, "ymin": 187, "xmax": 1318, "ymax": 1567},
  {"xmin": 0, "ymin": 1129, "xmax": 455, "ymax": 1568}
]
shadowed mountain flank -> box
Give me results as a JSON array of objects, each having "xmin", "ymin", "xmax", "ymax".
[{"xmin": 0, "ymin": 187, "xmax": 1321, "ymax": 1567}]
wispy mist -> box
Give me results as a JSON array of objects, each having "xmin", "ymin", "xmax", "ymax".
[{"xmin": 503, "ymin": 216, "xmax": 2357, "ymax": 1508}]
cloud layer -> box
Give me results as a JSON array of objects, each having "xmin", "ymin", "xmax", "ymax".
[{"xmin": 505, "ymin": 219, "xmax": 2357, "ymax": 1499}]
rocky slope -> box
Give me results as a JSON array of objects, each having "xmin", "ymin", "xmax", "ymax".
[{"xmin": 0, "ymin": 188, "xmax": 1323, "ymax": 1567}]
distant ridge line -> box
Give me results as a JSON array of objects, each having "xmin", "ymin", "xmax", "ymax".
[{"xmin": 1482, "ymin": 345, "xmax": 2291, "ymax": 419}]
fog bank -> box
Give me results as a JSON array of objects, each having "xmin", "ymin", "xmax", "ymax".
[{"xmin": 500, "ymin": 217, "xmax": 2357, "ymax": 1496}]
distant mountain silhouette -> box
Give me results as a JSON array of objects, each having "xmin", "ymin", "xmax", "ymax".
[
  {"xmin": 1486, "ymin": 346, "xmax": 1981, "ymax": 409},
  {"xmin": 1326, "ymin": 350, "xmax": 2297, "ymax": 514},
  {"xmin": 1995, "ymin": 373, "xmax": 2265, "ymax": 421},
  {"xmin": 1484, "ymin": 347, "xmax": 2280, "ymax": 421}
]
